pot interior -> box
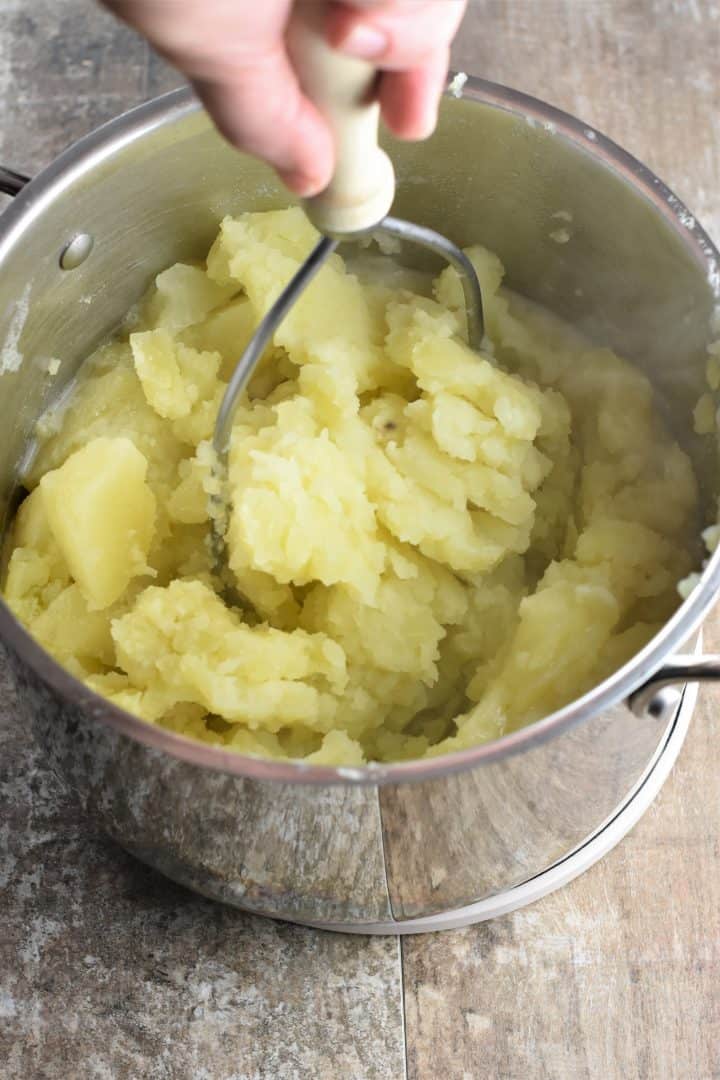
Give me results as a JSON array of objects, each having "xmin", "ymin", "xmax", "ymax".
[{"xmin": 0, "ymin": 84, "xmax": 717, "ymax": 659}]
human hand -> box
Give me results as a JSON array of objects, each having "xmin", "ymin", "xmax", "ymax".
[{"xmin": 99, "ymin": 1, "xmax": 467, "ymax": 195}]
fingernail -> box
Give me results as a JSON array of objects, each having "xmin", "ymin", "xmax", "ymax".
[
  {"xmin": 340, "ymin": 24, "xmax": 389, "ymax": 60},
  {"xmin": 416, "ymin": 106, "xmax": 439, "ymax": 140}
]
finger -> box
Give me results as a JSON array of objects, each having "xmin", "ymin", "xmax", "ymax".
[
  {"xmin": 378, "ymin": 47, "xmax": 450, "ymax": 139},
  {"xmin": 192, "ymin": 49, "xmax": 335, "ymax": 197},
  {"xmin": 325, "ymin": 0, "xmax": 466, "ymax": 68},
  {"xmin": 99, "ymin": 1, "xmax": 294, "ymax": 74}
]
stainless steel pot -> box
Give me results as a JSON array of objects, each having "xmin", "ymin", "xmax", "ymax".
[{"xmin": 2, "ymin": 80, "xmax": 720, "ymax": 934}]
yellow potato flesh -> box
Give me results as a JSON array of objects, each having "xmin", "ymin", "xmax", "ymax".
[
  {"xmin": 38, "ymin": 436, "xmax": 156, "ymax": 610},
  {"xmin": 1, "ymin": 207, "xmax": 700, "ymax": 765}
]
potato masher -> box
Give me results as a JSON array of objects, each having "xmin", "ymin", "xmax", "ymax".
[{"xmin": 210, "ymin": 2, "xmax": 484, "ymax": 582}]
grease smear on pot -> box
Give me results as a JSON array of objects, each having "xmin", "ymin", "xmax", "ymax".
[
  {"xmin": 1, "ymin": 208, "xmax": 700, "ymax": 765},
  {"xmin": 1, "ymin": 282, "xmax": 32, "ymax": 375}
]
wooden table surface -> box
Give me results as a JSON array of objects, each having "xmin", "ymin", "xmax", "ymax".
[{"xmin": 1, "ymin": 2, "xmax": 719, "ymax": 1077}]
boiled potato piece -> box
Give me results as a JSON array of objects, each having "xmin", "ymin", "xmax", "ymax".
[
  {"xmin": 181, "ymin": 296, "xmax": 261, "ymax": 382},
  {"xmin": 130, "ymin": 328, "xmax": 222, "ymax": 422},
  {"xmin": 143, "ymin": 263, "xmax": 237, "ymax": 332},
  {"xmin": 3, "ymin": 488, "xmax": 71, "ymax": 624},
  {"xmin": 31, "ymin": 583, "xmax": 115, "ymax": 674},
  {"xmin": 112, "ymin": 579, "xmax": 345, "ymax": 731},
  {"xmin": 208, "ymin": 207, "xmax": 389, "ymax": 392},
  {"xmin": 39, "ymin": 436, "xmax": 156, "ymax": 610},
  {"xmin": 227, "ymin": 417, "xmax": 386, "ymax": 602}
]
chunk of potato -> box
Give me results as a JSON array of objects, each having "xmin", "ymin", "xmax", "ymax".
[
  {"xmin": 181, "ymin": 297, "xmax": 260, "ymax": 381},
  {"xmin": 111, "ymin": 579, "xmax": 346, "ymax": 731},
  {"xmin": 207, "ymin": 208, "xmax": 388, "ymax": 391},
  {"xmin": 31, "ymin": 583, "xmax": 115, "ymax": 670},
  {"xmin": 227, "ymin": 413, "xmax": 387, "ymax": 602},
  {"xmin": 144, "ymin": 263, "xmax": 237, "ymax": 332},
  {"xmin": 27, "ymin": 358, "xmax": 185, "ymax": 492},
  {"xmin": 130, "ymin": 329, "xmax": 222, "ymax": 421},
  {"xmin": 3, "ymin": 487, "xmax": 71, "ymax": 623},
  {"xmin": 40, "ymin": 437, "xmax": 156, "ymax": 610}
]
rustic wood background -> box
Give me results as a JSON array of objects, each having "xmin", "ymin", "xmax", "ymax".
[{"xmin": 1, "ymin": 1, "xmax": 719, "ymax": 1077}]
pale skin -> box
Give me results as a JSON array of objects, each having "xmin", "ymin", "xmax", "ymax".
[{"xmin": 99, "ymin": 1, "xmax": 468, "ymax": 195}]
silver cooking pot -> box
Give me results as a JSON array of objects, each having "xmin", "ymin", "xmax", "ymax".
[{"xmin": 2, "ymin": 80, "xmax": 720, "ymax": 934}]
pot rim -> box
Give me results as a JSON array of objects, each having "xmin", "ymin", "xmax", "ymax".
[{"xmin": 1, "ymin": 76, "xmax": 719, "ymax": 787}]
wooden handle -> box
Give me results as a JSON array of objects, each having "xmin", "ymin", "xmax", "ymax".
[{"xmin": 286, "ymin": 1, "xmax": 395, "ymax": 235}]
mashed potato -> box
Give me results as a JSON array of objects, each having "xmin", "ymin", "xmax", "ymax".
[{"xmin": 2, "ymin": 208, "xmax": 699, "ymax": 764}]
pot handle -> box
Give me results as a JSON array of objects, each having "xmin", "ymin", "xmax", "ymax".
[
  {"xmin": 628, "ymin": 653, "xmax": 720, "ymax": 718},
  {"xmin": 1, "ymin": 167, "xmax": 30, "ymax": 197}
]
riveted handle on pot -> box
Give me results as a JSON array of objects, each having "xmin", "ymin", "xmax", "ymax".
[
  {"xmin": 629, "ymin": 652, "xmax": 720, "ymax": 720},
  {"xmin": 286, "ymin": 0, "xmax": 396, "ymax": 235}
]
